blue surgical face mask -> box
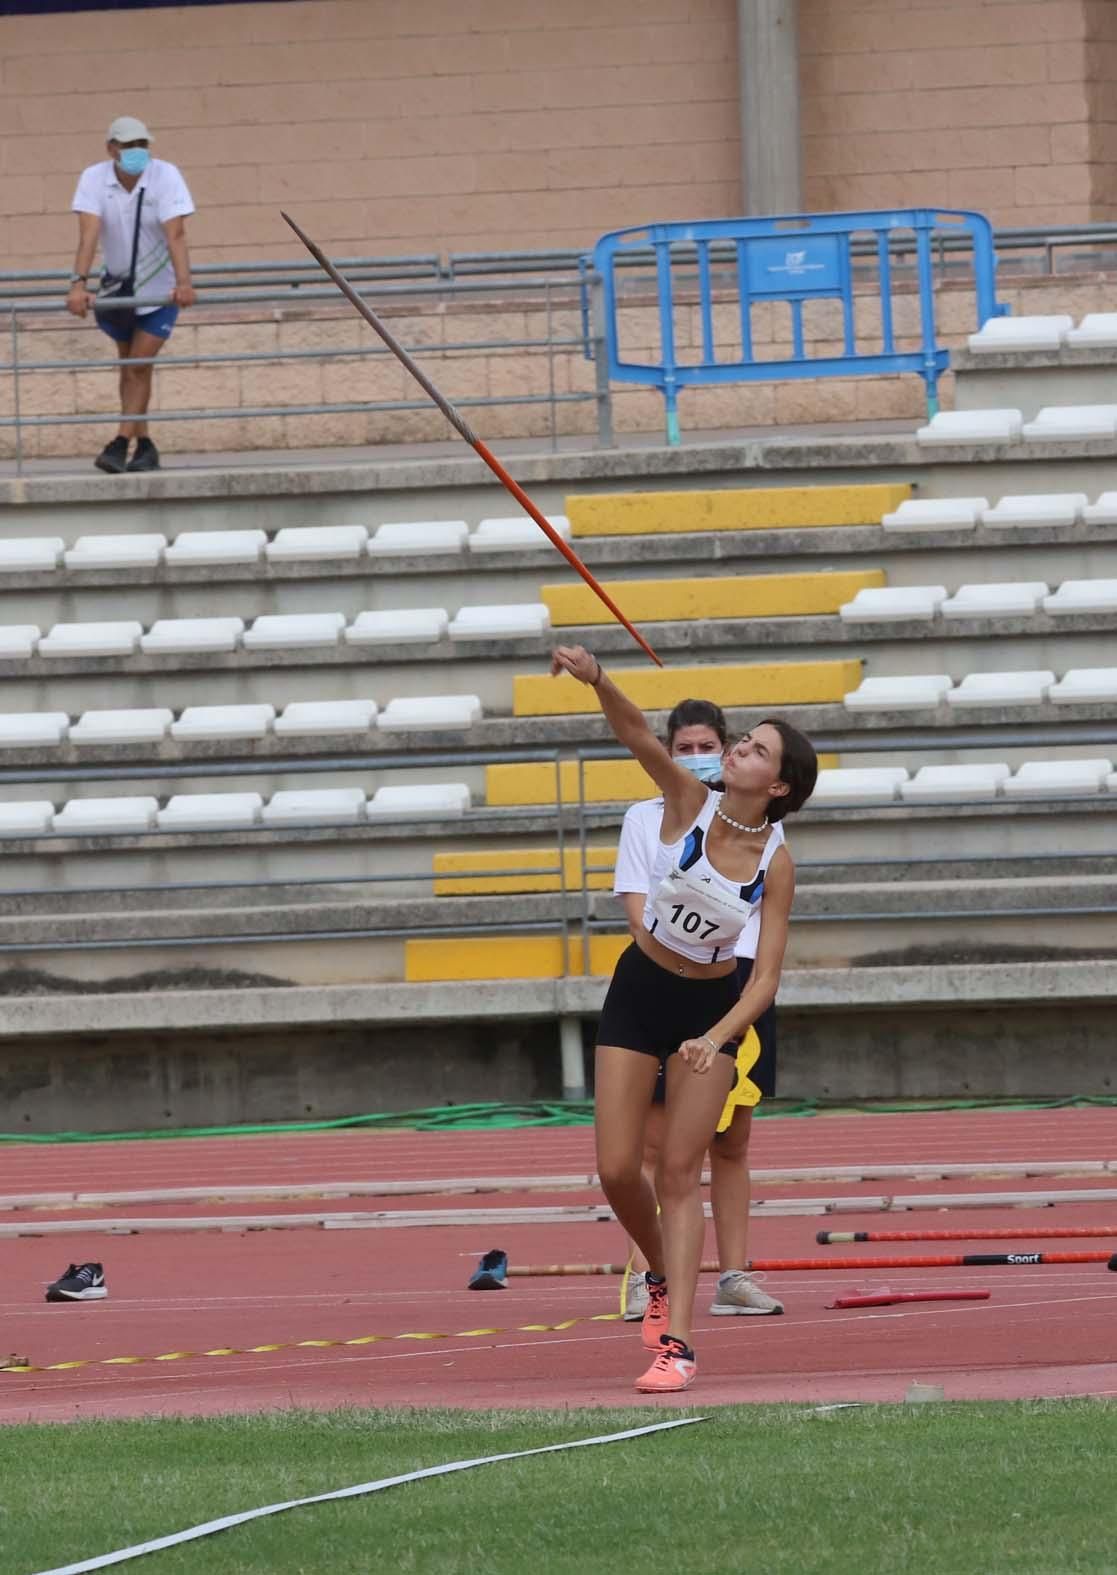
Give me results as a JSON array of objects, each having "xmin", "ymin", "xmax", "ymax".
[
  {"xmin": 676, "ymin": 753, "xmax": 724, "ymax": 783},
  {"xmin": 117, "ymin": 147, "xmax": 150, "ymax": 176}
]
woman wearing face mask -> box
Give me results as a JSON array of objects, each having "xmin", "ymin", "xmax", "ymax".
[
  {"xmin": 613, "ymin": 699, "xmax": 784, "ymax": 1325},
  {"xmin": 67, "ymin": 116, "xmax": 196, "ymax": 474},
  {"xmin": 550, "ymin": 645, "xmax": 817, "ymax": 1393}
]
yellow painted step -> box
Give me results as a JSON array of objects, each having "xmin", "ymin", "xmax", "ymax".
[
  {"xmin": 541, "ymin": 569, "xmax": 885, "ymax": 627},
  {"xmin": 566, "ymin": 483, "xmax": 911, "ymax": 537},
  {"xmin": 486, "ymin": 759, "xmax": 657, "ymax": 807},
  {"xmin": 514, "ymin": 659, "xmax": 861, "ymax": 717},
  {"xmin": 406, "ymin": 933, "xmax": 630, "ymax": 982},
  {"xmin": 487, "ymin": 753, "xmax": 838, "ymax": 808},
  {"xmin": 433, "ymin": 847, "xmax": 617, "ymax": 896}
]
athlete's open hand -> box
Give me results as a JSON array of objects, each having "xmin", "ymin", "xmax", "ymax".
[
  {"xmin": 550, "ymin": 644, "xmax": 600, "ymax": 685},
  {"xmin": 677, "ymin": 1035, "xmax": 719, "ymax": 1074}
]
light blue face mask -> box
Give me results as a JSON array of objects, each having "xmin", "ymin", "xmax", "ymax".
[
  {"xmin": 118, "ymin": 147, "xmax": 150, "ymax": 176},
  {"xmin": 676, "ymin": 753, "xmax": 724, "ymax": 783}
]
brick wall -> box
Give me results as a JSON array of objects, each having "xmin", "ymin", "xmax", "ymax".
[
  {"xmin": 0, "ymin": 0, "xmax": 741, "ymax": 272},
  {"xmin": 800, "ymin": 0, "xmax": 1108, "ymax": 226}
]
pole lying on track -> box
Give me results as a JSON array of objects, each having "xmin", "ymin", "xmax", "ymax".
[
  {"xmin": 819, "ymin": 1226, "xmax": 1117, "ymax": 1245},
  {"xmin": 827, "ymin": 1289, "xmax": 991, "ymax": 1309},
  {"xmin": 281, "ymin": 211, "xmax": 662, "ymax": 667},
  {"xmin": 507, "ymin": 1251, "xmax": 1117, "ymax": 1276}
]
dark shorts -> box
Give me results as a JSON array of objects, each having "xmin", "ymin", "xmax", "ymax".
[
  {"xmin": 650, "ymin": 956, "xmax": 778, "ymax": 1105},
  {"xmin": 96, "ymin": 303, "xmax": 179, "ymax": 344},
  {"xmin": 597, "ymin": 942, "xmax": 741, "ymax": 1067}
]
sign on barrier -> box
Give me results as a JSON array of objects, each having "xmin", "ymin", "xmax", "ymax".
[{"xmin": 591, "ymin": 208, "xmax": 1008, "ymax": 444}]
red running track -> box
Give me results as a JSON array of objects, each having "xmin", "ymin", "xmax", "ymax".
[{"xmin": 1, "ymin": 1108, "xmax": 1116, "ymax": 1423}]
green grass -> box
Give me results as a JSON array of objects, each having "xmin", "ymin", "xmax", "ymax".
[{"xmin": 2, "ymin": 1402, "xmax": 1115, "ymax": 1574}]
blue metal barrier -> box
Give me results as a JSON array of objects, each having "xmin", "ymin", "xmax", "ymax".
[{"xmin": 592, "ymin": 209, "xmax": 1008, "ymax": 444}]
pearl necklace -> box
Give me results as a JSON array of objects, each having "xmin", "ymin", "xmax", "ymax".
[{"xmin": 714, "ymin": 801, "xmax": 768, "ymax": 835}]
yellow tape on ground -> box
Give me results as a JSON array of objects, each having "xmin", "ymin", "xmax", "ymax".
[{"xmin": 0, "ymin": 1312, "xmax": 626, "ymax": 1376}]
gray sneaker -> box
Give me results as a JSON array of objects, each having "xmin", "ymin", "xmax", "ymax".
[
  {"xmin": 623, "ymin": 1268, "xmax": 649, "ymax": 1321},
  {"xmin": 708, "ymin": 1270, "xmax": 784, "ymax": 1315}
]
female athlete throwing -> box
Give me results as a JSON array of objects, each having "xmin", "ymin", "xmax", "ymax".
[{"xmin": 550, "ymin": 644, "xmax": 817, "ymax": 1392}]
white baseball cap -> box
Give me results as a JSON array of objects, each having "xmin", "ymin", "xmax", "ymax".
[{"xmin": 107, "ymin": 116, "xmax": 153, "ymax": 144}]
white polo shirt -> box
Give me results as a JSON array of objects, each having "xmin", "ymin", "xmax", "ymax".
[
  {"xmin": 72, "ymin": 158, "xmax": 194, "ymax": 316},
  {"xmin": 613, "ymin": 795, "xmax": 785, "ymax": 961}
]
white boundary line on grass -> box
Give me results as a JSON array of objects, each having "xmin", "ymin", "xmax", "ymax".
[{"xmin": 30, "ymin": 1417, "xmax": 704, "ymax": 1575}]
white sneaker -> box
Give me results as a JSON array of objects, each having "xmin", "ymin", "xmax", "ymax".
[
  {"xmin": 623, "ymin": 1268, "xmax": 649, "ymax": 1321},
  {"xmin": 708, "ymin": 1270, "xmax": 784, "ymax": 1316}
]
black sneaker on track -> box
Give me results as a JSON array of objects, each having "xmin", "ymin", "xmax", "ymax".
[
  {"xmin": 45, "ymin": 1262, "xmax": 107, "ymax": 1302},
  {"xmin": 126, "ymin": 436, "xmax": 160, "ymax": 472},
  {"xmin": 94, "ymin": 436, "xmax": 130, "ymax": 474}
]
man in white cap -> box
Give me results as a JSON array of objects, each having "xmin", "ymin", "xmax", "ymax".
[{"xmin": 67, "ymin": 116, "xmax": 196, "ymax": 473}]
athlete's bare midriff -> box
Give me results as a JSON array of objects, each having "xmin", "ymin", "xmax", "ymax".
[{"xmin": 632, "ymin": 923, "xmax": 738, "ymax": 981}]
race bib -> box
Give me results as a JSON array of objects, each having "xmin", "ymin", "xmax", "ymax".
[{"xmin": 650, "ymin": 863, "xmax": 753, "ymax": 952}]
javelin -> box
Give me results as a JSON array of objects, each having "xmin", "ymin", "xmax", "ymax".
[
  {"xmin": 281, "ymin": 211, "xmax": 662, "ymax": 667},
  {"xmin": 819, "ymin": 1226, "xmax": 1117, "ymax": 1245},
  {"xmin": 502, "ymin": 1251, "xmax": 1117, "ymax": 1276}
]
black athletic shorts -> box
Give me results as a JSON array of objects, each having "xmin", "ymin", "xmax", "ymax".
[
  {"xmin": 597, "ymin": 942, "xmax": 741, "ymax": 1067},
  {"xmin": 649, "ymin": 956, "xmax": 778, "ymax": 1106}
]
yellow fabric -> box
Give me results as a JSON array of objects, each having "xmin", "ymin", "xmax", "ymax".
[{"xmin": 717, "ymin": 1025, "xmax": 763, "ymax": 1132}]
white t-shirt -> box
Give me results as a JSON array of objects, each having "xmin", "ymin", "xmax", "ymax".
[
  {"xmin": 613, "ymin": 796, "xmax": 785, "ymax": 960},
  {"xmin": 72, "ymin": 158, "xmax": 194, "ymax": 316}
]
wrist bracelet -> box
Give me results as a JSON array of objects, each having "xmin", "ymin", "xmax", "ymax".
[
  {"xmin": 590, "ymin": 657, "xmax": 603, "ymax": 686},
  {"xmin": 699, "ymin": 1034, "xmax": 719, "ymax": 1053}
]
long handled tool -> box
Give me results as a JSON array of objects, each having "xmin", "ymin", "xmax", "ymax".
[{"xmin": 281, "ymin": 211, "xmax": 662, "ymax": 667}]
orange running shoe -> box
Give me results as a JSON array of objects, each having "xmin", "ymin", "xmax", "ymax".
[
  {"xmin": 642, "ymin": 1276, "xmax": 669, "ymax": 1349},
  {"xmin": 635, "ymin": 1334, "xmax": 696, "ymax": 1393}
]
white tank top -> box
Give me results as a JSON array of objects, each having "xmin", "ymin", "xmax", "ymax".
[{"xmin": 641, "ymin": 792, "xmax": 785, "ymax": 965}]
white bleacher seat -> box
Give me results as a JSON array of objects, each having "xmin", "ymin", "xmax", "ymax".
[
  {"xmin": 274, "ymin": 700, "xmax": 379, "ymax": 736},
  {"xmin": 1022, "ymin": 405, "xmax": 1117, "ymax": 441},
  {"xmin": 345, "ymin": 609, "xmax": 448, "ymax": 646},
  {"xmin": 1042, "ymin": 580, "xmax": 1117, "ymax": 614},
  {"xmin": 967, "ymin": 315, "xmax": 1072, "ymax": 353},
  {"xmin": 243, "ymin": 613, "xmax": 345, "ymax": 650},
  {"xmin": 69, "ymin": 708, "xmax": 173, "ymax": 745},
  {"xmin": 810, "ymin": 768, "xmax": 909, "ymax": 806},
  {"xmin": 900, "ymin": 764, "xmax": 1011, "ymax": 803},
  {"xmin": 261, "ymin": 788, "xmax": 367, "ymax": 827},
  {"xmin": 941, "ymin": 582, "xmax": 1049, "ymax": 619},
  {"xmin": 946, "ymin": 671, "xmax": 1054, "ymax": 707},
  {"xmin": 1083, "ymin": 493, "xmax": 1117, "ymax": 526},
  {"xmin": 53, "ymin": 796, "xmax": 159, "ymax": 834},
  {"xmin": 266, "ymin": 526, "xmax": 368, "ymax": 562},
  {"xmin": 0, "ymin": 626, "xmax": 41, "ymax": 660},
  {"xmin": 916, "ymin": 410, "xmax": 1022, "ymax": 445},
  {"xmin": 981, "ymin": 494, "xmax": 1086, "ymax": 529},
  {"xmin": 843, "ymin": 675, "xmax": 954, "ymax": 712},
  {"xmin": 449, "ymin": 603, "xmax": 552, "ymax": 640},
  {"xmin": 377, "ymin": 696, "xmax": 483, "ymax": 731},
  {"xmin": 156, "ymin": 793, "xmax": 263, "ymax": 832},
  {"xmin": 368, "ymin": 520, "xmax": 469, "ymax": 556},
  {"xmin": 140, "ymin": 618, "xmax": 245, "ymax": 655},
  {"xmin": 0, "ymin": 713, "xmax": 70, "ymax": 747},
  {"xmin": 469, "ymin": 515, "xmax": 571, "ymax": 552},
  {"xmin": 38, "ymin": 621, "xmax": 143, "ymax": 658},
  {"xmin": 64, "ymin": 534, "xmax": 167, "ymax": 570},
  {"xmin": 170, "ymin": 704, "xmax": 275, "ymax": 741},
  {"xmin": 0, "ymin": 538, "xmax": 64, "ymax": 571},
  {"xmin": 165, "ymin": 529, "xmax": 267, "ymax": 566},
  {"xmin": 839, "ymin": 586, "xmax": 946, "ymax": 623},
  {"xmin": 881, "ymin": 498, "xmax": 986, "ymax": 532},
  {"xmin": 1004, "ymin": 759, "xmax": 1112, "ymax": 798},
  {"xmin": 1049, "ymin": 669, "xmax": 1117, "ymax": 704},
  {"xmin": 1064, "ymin": 313, "xmax": 1117, "ymax": 349},
  {"xmin": 366, "ymin": 783, "xmax": 472, "ymax": 819},
  {"xmin": 0, "ymin": 801, "xmax": 55, "ymax": 837}
]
